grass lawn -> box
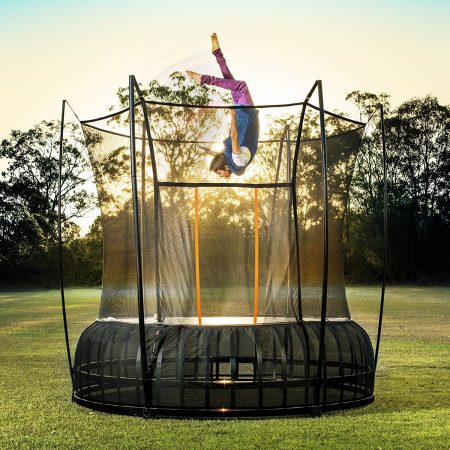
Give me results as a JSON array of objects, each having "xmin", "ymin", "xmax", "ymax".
[{"xmin": 0, "ymin": 286, "xmax": 449, "ymax": 449}]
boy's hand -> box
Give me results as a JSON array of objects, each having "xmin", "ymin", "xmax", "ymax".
[{"xmin": 199, "ymin": 146, "xmax": 219, "ymax": 156}]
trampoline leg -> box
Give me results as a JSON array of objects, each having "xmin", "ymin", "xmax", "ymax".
[{"xmin": 309, "ymin": 405, "xmax": 322, "ymax": 418}]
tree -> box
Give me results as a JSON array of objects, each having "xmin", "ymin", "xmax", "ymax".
[
  {"xmin": 110, "ymin": 71, "xmax": 231, "ymax": 182},
  {"xmin": 61, "ymin": 216, "xmax": 103, "ymax": 286},
  {"xmin": 343, "ymin": 91, "xmax": 390, "ymax": 281},
  {"xmin": 0, "ymin": 120, "xmax": 94, "ymax": 284},
  {"xmin": 345, "ymin": 91, "xmax": 450, "ymax": 282},
  {"xmin": 386, "ymin": 95, "xmax": 450, "ymax": 279}
]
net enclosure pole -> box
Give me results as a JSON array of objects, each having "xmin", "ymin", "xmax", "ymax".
[
  {"xmin": 194, "ymin": 187, "xmax": 202, "ymax": 325},
  {"xmin": 128, "ymin": 76, "xmax": 151, "ymax": 410},
  {"xmin": 253, "ymin": 188, "xmax": 259, "ymax": 324},
  {"xmin": 134, "ymin": 82, "xmax": 162, "ymax": 324},
  {"xmin": 314, "ymin": 80, "xmax": 330, "ymax": 415},
  {"xmin": 58, "ymin": 99, "xmax": 74, "ymax": 388},
  {"xmin": 292, "ymin": 81, "xmax": 319, "ymax": 321},
  {"xmin": 287, "ymin": 127, "xmax": 292, "ymax": 317},
  {"xmin": 140, "ymin": 123, "xmax": 146, "ymax": 288},
  {"xmin": 375, "ymin": 104, "xmax": 388, "ymax": 370}
]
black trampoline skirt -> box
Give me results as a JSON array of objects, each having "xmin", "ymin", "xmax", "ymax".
[{"xmin": 73, "ymin": 320, "xmax": 375, "ymax": 417}]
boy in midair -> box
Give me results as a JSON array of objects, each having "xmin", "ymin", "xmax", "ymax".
[{"xmin": 187, "ymin": 33, "xmax": 260, "ymax": 178}]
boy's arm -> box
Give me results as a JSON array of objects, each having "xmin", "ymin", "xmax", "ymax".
[
  {"xmin": 199, "ymin": 145, "xmax": 221, "ymax": 156},
  {"xmin": 230, "ymin": 109, "xmax": 241, "ymax": 155}
]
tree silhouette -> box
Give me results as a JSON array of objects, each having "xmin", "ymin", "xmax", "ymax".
[
  {"xmin": 346, "ymin": 91, "xmax": 450, "ymax": 281},
  {"xmin": 0, "ymin": 120, "xmax": 93, "ymax": 264}
]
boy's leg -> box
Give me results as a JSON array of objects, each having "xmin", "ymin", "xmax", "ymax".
[
  {"xmin": 213, "ymin": 48, "xmax": 234, "ymax": 80},
  {"xmin": 200, "ymin": 74, "xmax": 254, "ymax": 106},
  {"xmin": 203, "ymin": 33, "xmax": 254, "ymax": 105}
]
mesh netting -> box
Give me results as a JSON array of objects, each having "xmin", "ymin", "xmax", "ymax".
[{"xmin": 81, "ymin": 102, "xmax": 363, "ymax": 323}]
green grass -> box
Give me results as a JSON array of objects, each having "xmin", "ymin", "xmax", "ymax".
[{"xmin": 0, "ymin": 286, "xmax": 449, "ymax": 449}]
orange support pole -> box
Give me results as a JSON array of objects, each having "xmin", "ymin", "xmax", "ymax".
[
  {"xmin": 253, "ymin": 188, "xmax": 259, "ymax": 324},
  {"xmin": 194, "ymin": 188, "xmax": 202, "ymax": 325}
]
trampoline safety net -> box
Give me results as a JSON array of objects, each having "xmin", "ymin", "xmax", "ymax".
[{"xmin": 81, "ymin": 101, "xmax": 364, "ymax": 324}]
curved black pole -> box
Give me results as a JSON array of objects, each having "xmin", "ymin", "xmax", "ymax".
[
  {"xmin": 141, "ymin": 122, "xmax": 146, "ymax": 302},
  {"xmin": 286, "ymin": 127, "xmax": 292, "ymax": 317},
  {"xmin": 313, "ymin": 80, "xmax": 330, "ymax": 415},
  {"xmin": 131, "ymin": 77, "xmax": 162, "ymax": 323},
  {"xmin": 374, "ymin": 104, "xmax": 388, "ymax": 370},
  {"xmin": 292, "ymin": 81, "xmax": 319, "ymax": 321},
  {"xmin": 128, "ymin": 76, "xmax": 151, "ymax": 411},
  {"xmin": 58, "ymin": 100, "xmax": 74, "ymax": 388}
]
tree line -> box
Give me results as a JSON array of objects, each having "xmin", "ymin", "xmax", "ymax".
[
  {"xmin": 345, "ymin": 91, "xmax": 450, "ymax": 283},
  {"xmin": 0, "ymin": 73, "xmax": 449, "ymax": 288}
]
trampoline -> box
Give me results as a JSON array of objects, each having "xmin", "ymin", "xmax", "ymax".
[{"xmin": 58, "ymin": 77, "xmax": 388, "ymax": 417}]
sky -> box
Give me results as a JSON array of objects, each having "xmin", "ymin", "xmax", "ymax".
[
  {"xmin": 1, "ymin": 0, "xmax": 449, "ymax": 229},
  {"xmin": 1, "ymin": 0, "xmax": 449, "ymax": 141}
]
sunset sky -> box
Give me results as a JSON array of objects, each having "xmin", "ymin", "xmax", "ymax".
[{"xmin": 1, "ymin": 0, "xmax": 449, "ymax": 141}]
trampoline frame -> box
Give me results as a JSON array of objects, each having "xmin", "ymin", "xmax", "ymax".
[{"xmin": 58, "ymin": 77, "xmax": 388, "ymax": 417}]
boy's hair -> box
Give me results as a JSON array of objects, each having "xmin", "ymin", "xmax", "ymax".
[{"xmin": 209, "ymin": 153, "xmax": 227, "ymax": 173}]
